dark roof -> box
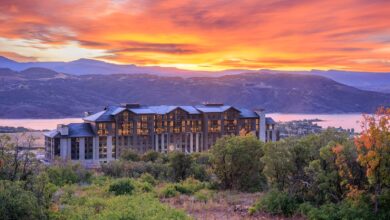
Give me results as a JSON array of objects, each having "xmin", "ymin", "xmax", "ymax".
[
  {"xmin": 266, "ymin": 117, "xmax": 276, "ymax": 124},
  {"xmin": 83, "ymin": 104, "xmax": 262, "ymax": 122},
  {"xmin": 44, "ymin": 130, "xmax": 60, "ymax": 138},
  {"xmin": 67, "ymin": 123, "xmax": 95, "ymax": 137},
  {"xmin": 239, "ymin": 108, "xmax": 259, "ymax": 118}
]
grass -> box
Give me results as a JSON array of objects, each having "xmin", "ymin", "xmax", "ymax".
[{"xmin": 49, "ymin": 178, "xmax": 191, "ymax": 220}]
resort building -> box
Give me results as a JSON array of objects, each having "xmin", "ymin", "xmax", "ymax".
[{"xmin": 44, "ymin": 103, "xmax": 277, "ymax": 166}]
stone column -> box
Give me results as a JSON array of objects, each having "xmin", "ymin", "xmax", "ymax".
[
  {"xmin": 67, "ymin": 138, "xmax": 71, "ymax": 160},
  {"xmin": 195, "ymin": 133, "xmax": 199, "ymax": 152},
  {"xmin": 161, "ymin": 134, "xmax": 165, "ymax": 152},
  {"xmin": 190, "ymin": 133, "xmax": 193, "ymax": 153},
  {"xmin": 79, "ymin": 138, "xmax": 85, "ymax": 161},
  {"xmin": 155, "ymin": 134, "xmax": 159, "ymax": 152},
  {"xmin": 255, "ymin": 110, "xmax": 266, "ymax": 142},
  {"xmin": 93, "ymin": 136, "xmax": 99, "ymax": 161},
  {"xmin": 60, "ymin": 138, "xmax": 68, "ymax": 160},
  {"xmin": 107, "ymin": 136, "xmax": 112, "ymax": 161}
]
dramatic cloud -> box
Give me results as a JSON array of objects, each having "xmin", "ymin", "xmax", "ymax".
[{"xmin": 0, "ymin": 0, "xmax": 389, "ymax": 71}]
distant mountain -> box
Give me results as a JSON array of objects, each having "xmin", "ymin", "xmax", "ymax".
[
  {"xmin": 1, "ymin": 56, "xmax": 389, "ymax": 93},
  {"xmin": 0, "ymin": 68, "xmax": 389, "ymax": 118}
]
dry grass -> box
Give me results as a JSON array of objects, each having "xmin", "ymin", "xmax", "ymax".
[{"xmin": 161, "ymin": 191, "xmax": 305, "ymax": 220}]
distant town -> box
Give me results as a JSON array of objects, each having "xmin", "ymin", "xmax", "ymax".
[{"xmin": 277, "ymin": 119, "xmax": 356, "ymax": 139}]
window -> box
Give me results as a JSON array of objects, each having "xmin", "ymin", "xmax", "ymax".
[
  {"xmin": 112, "ymin": 137, "xmax": 116, "ymax": 158},
  {"xmin": 98, "ymin": 123, "xmax": 108, "ymax": 136},
  {"xmin": 208, "ymin": 120, "xmax": 221, "ymax": 132},
  {"xmin": 99, "ymin": 136, "xmax": 107, "ymax": 159},
  {"xmin": 121, "ymin": 122, "xmax": 133, "ymax": 136},
  {"xmin": 85, "ymin": 137, "xmax": 93, "ymax": 159},
  {"xmin": 71, "ymin": 138, "xmax": 80, "ymax": 160},
  {"xmin": 224, "ymin": 119, "xmax": 237, "ymax": 134}
]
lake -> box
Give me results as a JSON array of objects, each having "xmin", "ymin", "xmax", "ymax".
[{"xmin": 0, "ymin": 113, "xmax": 364, "ymax": 132}]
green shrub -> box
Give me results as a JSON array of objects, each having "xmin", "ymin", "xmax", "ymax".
[
  {"xmin": 135, "ymin": 181, "xmax": 154, "ymax": 193},
  {"xmin": 169, "ymin": 151, "xmax": 193, "ymax": 182},
  {"xmin": 139, "ymin": 173, "xmax": 157, "ymax": 186},
  {"xmin": 252, "ymin": 190, "xmax": 298, "ymax": 217},
  {"xmin": 0, "ymin": 180, "xmax": 45, "ymax": 220},
  {"xmin": 120, "ymin": 149, "xmax": 140, "ymax": 161},
  {"xmin": 304, "ymin": 198, "xmax": 374, "ymax": 220},
  {"xmin": 142, "ymin": 150, "xmax": 161, "ymax": 162},
  {"xmin": 194, "ymin": 189, "xmax": 214, "ymax": 202},
  {"xmin": 108, "ymin": 179, "xmax": 135, "ymax": 196},
  {"xmin": 101, "ymin": 160, "xmax": 125, "ymax": 177},
  {"xmin": 190, "ymin": 163, "xmax": 209, "ymax": 182},
  {"xmin": 47, "ymin": 162, "xmax": 92, "ymax": 186},
  {"xmin": 210, "ymin": 134, "xmax": 265, "ymax": 192},
  {"xmin": 174, "ymin": 177, "xmax": 205, "ymax": 195},
  {"xmin": 159, "ymin": 184, "xmax": 179, "ymax": 198}
]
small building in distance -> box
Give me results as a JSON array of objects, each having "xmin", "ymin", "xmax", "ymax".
[{"xmin": 44, "ymin": 103, "xmax": 278, "ymax": 167}]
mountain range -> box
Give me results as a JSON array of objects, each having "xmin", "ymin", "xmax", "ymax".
[
  {"xmin": 0, "ymin": 67, "xmax": 389, "ymax": 118},
  {"xmin": 1, "ymin": 56, "xmax": 389, "ymax": 93}
]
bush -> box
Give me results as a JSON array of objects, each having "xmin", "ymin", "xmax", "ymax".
[
  {"xmin": 120, "ymin": 149, "xmax": 140, "ymax": 161},
  {"xmin": 101, "ymin": 160, "xmax": 125, "ymax": 177},
  {"xmin": 108, "ymin": 179, "xmax": 135, "ymax": 195},
  {"xmin": 142, "ymin": 150, "xmax": 161, "ymax": 162},
  {"xmin": 0, "ymin": 180, "xmax": 45, "ymax": 220},
  {"xmin": 139, "ymin": 173, "xmax": 157, "ymax": 186},
  {"xmin": 169, "ymin": 151, "xmax": 193, "ymax": 182},
  {"xmin": 174, "ymin": 177, "xmax": 205, "ymax": 195},
  {"xmin": 252, "ymin": 190, "xmax": 298, "ymax": 217},
  {"xmin": 194, "ymin": 189, "xmax": 214, "ymax": 202},
  {"xmin": 304, "ymin": 199, "xmax": 374, "ymax": 220},
  {"xmin": 159, "ymin": 184, "xmax": 179, "ymax": 198},
  {"xmin": 47, "ymin": 162, "xmax": 92, "ymax": 186},
  {"xmin": 210, "ymin": 134, "xmax": 266, "ymax": 192},
  {"xmin": 190, "ymin": 163, "xmax": 209, "ymax": 182}
]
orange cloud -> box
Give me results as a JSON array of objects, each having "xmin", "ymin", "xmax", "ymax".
[{"xmin": 0, "ymin": 0, "xmax": 389, "ymax": 72}]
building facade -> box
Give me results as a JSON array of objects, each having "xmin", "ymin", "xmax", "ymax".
[{"xmin": 44, "ymin": 103, "xmax": 277, "ymax": 166}]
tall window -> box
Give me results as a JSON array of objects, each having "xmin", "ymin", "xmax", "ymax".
[
  {"xmin": 71, "ymin": 138, "xmax": 80, "ymax": 160},
  {"xmin": 121, "ymin": 122, "xmax": 133, "ymax": 136},
  {"xmin": 99, "ymin": 136, "xmax": 107, "ymax": 159},
  {"xmin": 98, "ymin": 123, "xmax": 108, "ymax": 136},
  {"xmin": 112, "ymin": 137, "xmax": 116, "ymax": 158},
  {"xmin": 54, "ymin": 138, "xmax": 60, "ymax": 156},
  {"xmin": 85, "ymin": 137, "xmax": 93, "ymax": 159},
  {"xmin": 208, "ymin": 120, "xmax": 221, "ymax": 132},
  {"xmin": 137, "ymin": 115, "xmax": 149, "ymax": 135}
]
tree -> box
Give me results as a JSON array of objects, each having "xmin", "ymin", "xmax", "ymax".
[
  {"xmin": 354, "ymin": 107, "xmax": 390, "ymax": 213},
  {"xmin": 0, "ymin": 180, "xmax": 45, "ymax": 220},
  {"xmin": 168, "ymin": 151, "xmax": 193, "ymax": 182},
  {"xmin": 210, "ymin": 134, "xmax": 265, "ymax": 191},
  {"xmin": 261, "ymin": 141, "xmax": 294, "ymax": 190}
]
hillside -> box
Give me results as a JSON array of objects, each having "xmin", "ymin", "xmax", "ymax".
[
  {"xmin": 1, "ymin": 56, "xmax": 390, "ymax": 93},
  {"xmin": 0, "ymin": 68, "xmax": 389, "ymax": 118}
]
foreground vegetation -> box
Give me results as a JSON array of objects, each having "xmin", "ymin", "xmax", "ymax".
[{"xmin": 0, "ymin": 108, "xmax": 389, "ymax": 219}]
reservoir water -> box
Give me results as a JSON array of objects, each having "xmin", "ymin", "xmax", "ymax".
[{"xmin": 0, "ymin": 114, "xmax": 364, "ymax": 132}]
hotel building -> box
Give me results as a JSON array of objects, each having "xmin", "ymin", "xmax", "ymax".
[{"xmin": 44, "ymin": 103, "xmax": 277, "ymax": 166}]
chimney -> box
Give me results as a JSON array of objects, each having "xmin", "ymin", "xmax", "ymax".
[
  {"xmin": 254, "ymin": 109, "xmax": 266, "ymax": 142},
  {"xmin": 121, "ymin": 103, "xmax": 141, "ymax": 108},
  {"xmin": 203, "ymin": 102, "xmax": 224, "ymax": 106},
  {"xmin": 57, "ymin": 124, "xmax": 69, "ymax": 136},
  {"xmin": 84, "ymin": 111, "xmax": 92, "ymax": 117}
]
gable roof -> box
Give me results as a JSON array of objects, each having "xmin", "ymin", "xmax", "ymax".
[
  {"xmin": 44, "ymin": 130, "xmax": 60, "ymax": 138},
  {"xmin": 82, "ymin": 104, "xmax": 261, "ymax": 122},
  {"xmin": 67, "ymin": 123, "xmax": 95, "ymax": 137},
  {"xmin": 239, "ymin": 108, "xmax": 259, "ymax": 118},
  {"xmin": 195, "ymin": 105, "xmax": 240, "ymax": 113},
  {"xmin": 266, "ymin": 117, "xmax": 276, "ymax": 124}
]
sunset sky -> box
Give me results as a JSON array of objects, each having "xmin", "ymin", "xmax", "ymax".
[{"xmin": 0, "ymin": 0, "xmax": 389, "ymax": 72}]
